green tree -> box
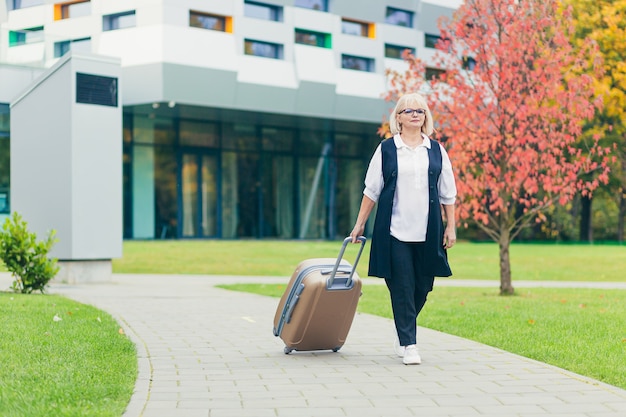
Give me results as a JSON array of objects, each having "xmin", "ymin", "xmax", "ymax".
[{"xmin": 565, "ymin": 0, "xmax": 626, "ymax": 242}]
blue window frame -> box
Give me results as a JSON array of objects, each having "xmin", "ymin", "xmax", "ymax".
[
  {"xmin": 463, "ymin": 56, "xmax": 477, "ymax": 71},
  {"xmin": 244, "ymin": 39, "xmax": 283, "ymax": 59},
  {"xmin": 341, "ymin": 54, "xmax": 374, "ymax": 72},
  {"xmin": 425, "ymin": 33, "xmax": 442, "ymax": 48},
  {"xmin": 295, "ymin": 29, "xmax": 331, "ymax": 48},
  {"xmin": 190, "ymin": 10, "xmax": 227, "ymax": 31},
  {"xmin": 385, "ymin": 7, "xmax": 413, "ymax": 28},
  {"xmin": 341, "ymin": 19, "xmax": 369, "ymax": 37},
  {"xmin": 425, "ymin": 67, "xmax": 445, "ymax": 80},
  {"xmin": 54, "ymin": 37, "xmax": 91, "ymax": 58},
  {"xmin": 244, "ymin": 1, "xmax": 282, "ymax": 21},
  {"xmin": 103, "ymin": 11, "xmax": 136, "ymax": 31},
  {"xmin": 385, "ymin": 44, "xmax": 415, "ymax": 59}
]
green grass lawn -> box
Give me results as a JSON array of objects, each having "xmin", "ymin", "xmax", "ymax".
[
  {"xmin": 219, "ymin": 283, "xmax": 626, "ymax": 391},
  {"xmin": 0, "ymin": 293, "xmax": 137, "ymax": 417},
  {"xmin": 112, "ymin": 240, "xmax": 626, "ymax": 281}
]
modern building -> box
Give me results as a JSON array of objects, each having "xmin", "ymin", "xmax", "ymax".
[{"xmin": 0, "ymin": 0, "xmax": 460, "ymax": 241}]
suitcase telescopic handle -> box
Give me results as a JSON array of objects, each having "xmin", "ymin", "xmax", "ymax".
[{"xmin": 327, "ymin": 236, "xmax": 366, "ymax": 288}]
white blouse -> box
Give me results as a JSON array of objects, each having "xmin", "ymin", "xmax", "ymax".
[{"xmin": 363, "ymin": 134, "xmax": 457, "ymax": 242}]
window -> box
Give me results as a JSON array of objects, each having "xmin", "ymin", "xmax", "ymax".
[
  {"xmin": 244, "ymin": 1, "xmax": 282, "ymax": 21},
  {"xmin": 341, "ymin": 54, "xmax": 374, "ymax": 72},
  {"xmin": 425, "ymin": 67, "xmax": 445, "ymax": 80},
  {"xmin": 190, "ymin": 11, "xmax": 232, "ymax": 33},
  {"xmin": 463, "ymin": 56, "xmax": 477, "ymax": 71},
  {"xmin": 341, "ymin": 19, "xmax": 374, "ymax": 38},
  {"xmin": 55, "ymin": 1, "xmax": 91, "ymax": 20},
  {"xmin": 9, "ymin": 0, "xmax": 44, "ymax": 10},
  {"xmin": 76, "ymin": 73, "xmax": 118, "ymax": 107},
  {"xmin": 9, "ymin": 27, "xmax": 44, "ymax": 47},
  {"xmin": 103, "ymin": 11, "xmax": 136, "ymax": 31},
  {"xmin": 295, "ymin": 29, "xmax": 331, "ymax": 48},
  {"xmin": 385, "ymin": 7, "xmax": 413, "ymax": 28},
  {"xmin": 425, "ymin": 33, "xmax": 442, "ymax": 49},
  {"xmin": 244, "ymin": 39, "xmax": 282, "ymax": 59},
  {"xmin": 54, "ymin": 37, "xmax": 91, "ymax": 58},
  {"xmin": 294, "ymin": 0, "xmax": 327, "ymax": 12},
  {"xmin": 384, "ymin": 44, "xmax": 415, "ymax": 59}
]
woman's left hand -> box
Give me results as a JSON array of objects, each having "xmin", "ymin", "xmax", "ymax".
[{"xmin": 443, "ymin": 226, "xmax": 456, "ymax": 249}]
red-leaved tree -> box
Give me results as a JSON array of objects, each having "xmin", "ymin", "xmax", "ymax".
[{"xmin": 384, "ymin": 0, "xmax": 612, "ymax": 294}]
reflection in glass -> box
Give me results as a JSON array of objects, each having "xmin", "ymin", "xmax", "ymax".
[
  {"xmin": 262, "ymin": 155, "xmax": 294, "ymax": 238},
  {"xmin": 182, "ymin": 154, "xmax": 198, "ymax": 237},
  {"xmin": 294, "ymin": 0, "xmax": 327, "ymax": 11},
  {"xmin": 190, "ymin": 11, "xmax": 225, "ymax": 31},
  {"xmin": 221, "ymin": 152, "xmax": 238, "ymax": 238},
  {"xmin": 341, "ymin": 20, "xmax": 368, "ymax": 37},
  {"xmin": 385, "ymin": 7, "xmax": 413, "ymax": 27},
  {"xmin": 180, "ymin": 120, "xmax": 219, "ymax": 147},
  {"xmin": 155, "ymin": 148, "xmax": 177, "ymax": 238},
  {"xmin": 201, "ymin": 155, "xmax": 217, "ymax": 236},
  {"xmin": 244, "ymin": 1, "xmax": 281, "ymax": 21},
  {"xmin": 244, "ymin": 39, "xmax": 281, "ymax": 59}
]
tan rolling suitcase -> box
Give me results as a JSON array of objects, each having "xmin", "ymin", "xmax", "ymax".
[{"xmin": 273, "ymin": 236, "xmax": 366, "ymax": 354}]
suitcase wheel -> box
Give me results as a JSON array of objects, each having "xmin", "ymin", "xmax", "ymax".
[
  {"xmin": 284, "ymin": 347, "xmax": 294, "ymax": 354},
  {"xmin": 332, "ymin": 347, "xmax": 340, "ymax": 352}
]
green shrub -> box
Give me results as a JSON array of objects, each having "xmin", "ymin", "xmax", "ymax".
[{"xmin": 0, "ymin": 212, "xmax": 59, "ymax": 294}]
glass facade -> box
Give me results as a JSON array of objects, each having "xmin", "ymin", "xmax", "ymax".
[
  {"xmin": 0, "ymin": 104, "xmax": 9, "ymax": 214},
  {"xmin": 122, "ymin": 105, "xmax": 377, "ymax": 240}
]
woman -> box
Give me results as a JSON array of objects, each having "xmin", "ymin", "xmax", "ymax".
[{"xmin": 350, "ymin": 92, "xmax": 457, "ymax": 365}]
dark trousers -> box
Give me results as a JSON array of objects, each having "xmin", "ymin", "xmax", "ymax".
[{"xmin": 385, "ymin": 237, "xmax": 435, "ymax": 347}]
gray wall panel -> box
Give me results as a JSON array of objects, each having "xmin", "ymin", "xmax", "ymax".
[
  {"xmin": 121, "ymin": 64, "xmax": 164, "ymax": 106},
  {"xmin": 235, "ymin": 82, "xmax": 298, "ymax": 114},
  {"xmin": 419, "ymin": 3, "xmax": 455, "ymax": 34},
  {"xmin": 162, "ymin": 64, "xmax": 238, "ymax": 108},
  {"xmin": 333, "ymin": 94, "xmax": 390, "ymax": 125},
  {"xmin": 294, "ymin": 81, "xmax": 336, "ymax": 118}
]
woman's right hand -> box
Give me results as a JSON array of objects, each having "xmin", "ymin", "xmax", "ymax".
[{"xmin": 349, "ymin": 224, "xmax": 364, "ymax": 243}]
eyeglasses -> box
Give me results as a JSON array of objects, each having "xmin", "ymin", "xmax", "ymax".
[{"xmin": 399, "ymin": 108, "xmax": 426, "ymax": 116}]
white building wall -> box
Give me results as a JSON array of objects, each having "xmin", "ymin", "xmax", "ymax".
[
  {"xmin": 10, "ymin": 53, "xmax": 122, "ymax": 260},
  {"xmin": 1, "ymin": 1, "xmax": 461, "ymax": 111}
]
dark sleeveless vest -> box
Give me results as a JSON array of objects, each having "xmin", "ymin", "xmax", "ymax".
[{"xmin": 368, "ymin": 137, "xmax": 452, "ymax": 279}]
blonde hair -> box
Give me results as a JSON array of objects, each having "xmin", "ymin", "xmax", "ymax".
[{"xmin": 388, "ymin": 93, "xmax": 434, "ymax": 136}]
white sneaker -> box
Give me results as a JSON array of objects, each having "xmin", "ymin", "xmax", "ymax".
[{"xmin": 403, "ymin": 344, "xmax": 421, "ymax": 365}]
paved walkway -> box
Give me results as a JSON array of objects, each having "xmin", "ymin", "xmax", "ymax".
[{"xmin": 2, "ymin": 273, "xmax": 626, "ymax": 417}]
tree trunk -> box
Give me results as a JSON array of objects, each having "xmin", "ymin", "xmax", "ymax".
[
  {"xmin": 579, "ymin": 194, "xmax": 593, "ymax": 242},
  {"xmin": 499, "ymin": 230, "xmax": 514, "ymax": 295}
]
